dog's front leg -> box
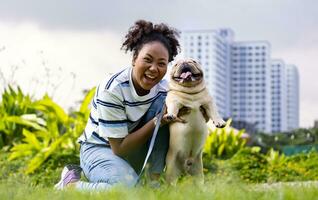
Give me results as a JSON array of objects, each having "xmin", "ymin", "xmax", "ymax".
[
  {"xmin": 166, "ymin": 99, "xmax": 182, "ymax": 119},
  {"xmin": 203, "ymin": 99, "xmax": 226, "ymax": 128}
]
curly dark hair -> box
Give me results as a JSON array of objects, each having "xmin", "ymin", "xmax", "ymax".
[{"xmin": 121, "ymin": 20, "xmax": 180, "ymax": 62}]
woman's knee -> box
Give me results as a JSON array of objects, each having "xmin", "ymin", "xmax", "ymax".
[
  {"xmin": 88, "ymin": 163, "xmax": 139, "ymax": 187},
  {"xmin": 80, "ymin": 143, "xmax": 139, "ymax": 187},
  {"xmin": 109, "ymin": 165, "xmax": 139, "ymax": 187}
]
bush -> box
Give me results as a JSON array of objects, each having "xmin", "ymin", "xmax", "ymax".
[
  {"xmin": 1, "ymin": 86, "xmax": 95, "ymax": 174},
  {"xmin": 0, "ymin": 86, "xmax": 37, "ymax": 148},
  {"xmin": 230, "ymin": 147, "xmax": 268, "ymax": 183},
  {"xmin": 250, "ymin": 128, "xmax": 318, "ymax": 152},
  {"xmin": 229, "ymin": 147, "xmax": 318, "ymax": 183},
  {"xmin": 203, "ymin": 119, "xmax": 247, "ymax": 162}
]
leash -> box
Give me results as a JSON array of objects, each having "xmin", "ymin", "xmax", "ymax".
[{"xmin": 138, "ymin": 102, "xmax": 166, "ymax": 178}]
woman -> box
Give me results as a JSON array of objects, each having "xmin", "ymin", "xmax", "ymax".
[{"xmin": 55, "ymin": 20, "xmax": 182, "ymax": 190}]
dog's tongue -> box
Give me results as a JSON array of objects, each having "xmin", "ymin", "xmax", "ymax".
[{"xmin": 180, "ymin": 71, "xmax": 192, "ymax": 79}]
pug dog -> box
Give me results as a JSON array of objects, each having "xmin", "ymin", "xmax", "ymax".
[{"xmin": 165, "ymin": 58, "xmax": 226, "ymax": 184}]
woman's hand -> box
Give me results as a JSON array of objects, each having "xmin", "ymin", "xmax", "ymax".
[
  {"xmin": 161, "ymin": 113, "xmax": 186, "ymax": 126},
  {"xmin": 155, "ymin": 104, "xmax": 186, "ymax": 127}
]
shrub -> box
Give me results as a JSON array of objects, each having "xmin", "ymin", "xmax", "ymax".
[
  {"xmin": 0, "ymin": 86, "xmax": 37, "ymax": 148},
  {"xmin": 230, "ymin": 147, "xmax": 318, "ymax": 183},
  {"xmin": 230, "ymin": 147, "xmax": 268, "ymax": 183},
  {"xmin": 7, "ymin": 88, "xmax": 95, "ymax": 174},
  {"xmin": 203, "ymin": 119, "xmax": 247, "ymax": 160}
]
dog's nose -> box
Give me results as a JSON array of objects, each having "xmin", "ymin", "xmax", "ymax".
[{"xmin": 181, "ymin": 64, "xmax": 192, "ymax": 73}]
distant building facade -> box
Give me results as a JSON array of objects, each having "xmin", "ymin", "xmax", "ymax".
[
  {"xmin": 180, "ymin": 29, "xmax": 234, "ymax": 118},
  {"xmin": 230, "ymin": 41, "xmax": 272, "ymax": 133},
  {"xmin": 286, "ymin": 65, "xmax": 299, "ymax": 131},
  {"xmin": 180, "ymin": 28, "xmax": 299, "ymax": 133},
  {"xmin": 271, "ymin": 59, "xmax": 287, "ymax": 132}
]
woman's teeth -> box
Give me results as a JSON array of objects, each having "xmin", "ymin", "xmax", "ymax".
[{"xmin": 145, "ymin": 74, "xmax": 156, "ymax": 79}]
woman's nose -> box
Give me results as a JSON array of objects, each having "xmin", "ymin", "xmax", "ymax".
[{"xmin": 148, "ymin": 64, "xmax": 158, "ymax": 71}]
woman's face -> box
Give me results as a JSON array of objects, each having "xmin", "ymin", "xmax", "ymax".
[{"xmin": 132, "ymin": 41, "xmax": 169, "ymax": 95}]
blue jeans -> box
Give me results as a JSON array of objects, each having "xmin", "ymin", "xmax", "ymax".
[{"xmin": 76, "ymin": 94, "xmax": 169, "ymax": 191}]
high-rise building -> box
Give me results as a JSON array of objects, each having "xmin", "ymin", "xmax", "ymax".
[
  {"xmin": 271, "ymin": 59, "xmax": 287, "ymax": 132},
  {"xmin": 231, "ymin": 41, "xmax": 272, "ymax": 133},
  {"xmin": 286, "ymin": 65, "xmax": 299, "ymax": 131},
  {"xmin": 180, "ymin": 28, "xmax": 299, "ymax": 133},
  {"xmin": 180, "ymin": 29, "xmax": 234, "ymax": 118}
]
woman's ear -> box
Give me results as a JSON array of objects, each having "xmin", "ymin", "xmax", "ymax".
[{"xmin": 132, "ymin": 56, "xmax": 136, "ymax": 67}]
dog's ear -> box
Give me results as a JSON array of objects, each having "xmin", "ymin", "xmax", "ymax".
[
  {"xmin": 170, "ymin": 61, "xmax": 180, "ymax": 75},
  {"xmin": 188, "ymin": 58, "xmax": 197, "ymax": 64}
]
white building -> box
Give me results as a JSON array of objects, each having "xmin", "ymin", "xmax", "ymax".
[
  {"xmin": 231, "ymin": 41, "xmax": 272, "ymax": 133},
  {"xmin": 180, "ymin": 29, "xmax": 299, "ymax": 133},
  {"xmin": 286, "ymin": 65, "xmax": 299, "ymax": 131},
  {"xmin": 271, "ymin": 59, "xmax": 287, "ymax": 133},
  {"xmin": 180, "ymin": 29, "xmax": 234, "ymax": 119}
]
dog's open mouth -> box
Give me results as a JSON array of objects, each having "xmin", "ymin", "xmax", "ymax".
[{"xmin": 173, "ymin": 69, "xmax": 202, "ymax": 83}]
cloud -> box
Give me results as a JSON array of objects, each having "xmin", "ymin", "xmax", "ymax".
[
  {"xmin": 0, "ymin": 0, "xmax": 317, "ymax": 127},
  {"xmin": 1, "ymin": 0, "xmax": 317, "ymax": 50},
  {"xmin": 0, "ymin": 1, "xmax": 317, "ymax": 30},
  {"xmin": 0, "ymin": 22, "xmax": 131, "ymax": 108}
]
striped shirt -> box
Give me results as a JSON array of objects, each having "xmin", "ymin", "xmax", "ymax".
[{"xmin": 78, "ymin": 67, "xmax": 168, "ymax": 145}]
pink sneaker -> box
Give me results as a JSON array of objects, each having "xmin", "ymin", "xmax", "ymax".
[{"xmin": 54, "ymin": 164, "xmax": 82, "ymax": 190}]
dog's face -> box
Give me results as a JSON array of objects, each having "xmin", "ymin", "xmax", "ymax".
[{"xmin": 170, "ymin": 59, "xmax": 204, "ymax": 87}]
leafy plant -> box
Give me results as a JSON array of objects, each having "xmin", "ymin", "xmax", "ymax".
[
  {"xmin": 266, "ymin": 148, "xmax": 287, "ymax": 167},
  {"xmin": 8, "ymin": 87, "xmax": 95, "ymax": 174},
  {"xmin": 0, "ymin": 86, "xmax": 37, "ymax": 148},
  {"xmin": 203, "ymin": 119, "xmax": 247, "ymax": 160},
  {"xmin": 229, "ymin": 147, "xmax": 318, "ymax": 183},
  {"xmin": 230, "ymin": 147, "xmax": 268, "ymax": 183}
]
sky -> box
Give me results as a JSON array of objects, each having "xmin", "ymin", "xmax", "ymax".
[{"xmin": 0, "ymin": 0, "xmax": 317, "ymax": 128}]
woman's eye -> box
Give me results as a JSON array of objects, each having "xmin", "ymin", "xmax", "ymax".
[
  {"xmin": 159, "ymin": 62, "xmax": 167, "ymax": 67},
  {"xmin": 144, "ymin": 58, "xmax": 152, "ymax": 63}
]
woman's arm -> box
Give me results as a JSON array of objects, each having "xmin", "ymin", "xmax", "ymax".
[
  {"xmin": 108, "ymin": 117, "xmax": 156, "ymax": 157},
  {"xmin": 108, "ymin": 113, "xmax": 185, "ymax": 158}
]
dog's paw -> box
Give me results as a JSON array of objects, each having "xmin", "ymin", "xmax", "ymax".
[
  {"xmin": 165, "ymin": 114, "xmax": 187, "ymax": 124},
  {"xmin": 213, "ymin": 118, "xmax": 226, "ymax": 128},
  {"xmin": 166, "ymin": 114, "xmax": 176, "ymax": 121}
]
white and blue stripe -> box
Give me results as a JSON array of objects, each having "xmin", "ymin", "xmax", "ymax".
[{"xmin": 78, "ymin": 67, "xmax": 168, "ymax": 145}]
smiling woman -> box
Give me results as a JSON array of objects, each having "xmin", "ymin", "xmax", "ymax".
[
  {"xmin": 55, "ymin": 19, "xmax": 181, "ymax": 191},
  {"xmin": 131, "ymin": 42, "xmax": 169, "ymax": 95}
]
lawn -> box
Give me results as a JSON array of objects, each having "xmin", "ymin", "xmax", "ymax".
[
  {"xmin": 1, "ymin": 175, "xmax": 318, "ymax": 200},
  {"xmin": 1, "ymin": 150, "xmax": 318, "ymax": 200}
]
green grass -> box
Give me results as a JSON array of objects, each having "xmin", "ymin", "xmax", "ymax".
[
  {"xmin": 1, "ymin": 176, "xmax": 318, "ymax": 200},
  {"xmin": 1, "ymin": 150, "xmax": 318, "ymax": 200}
]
